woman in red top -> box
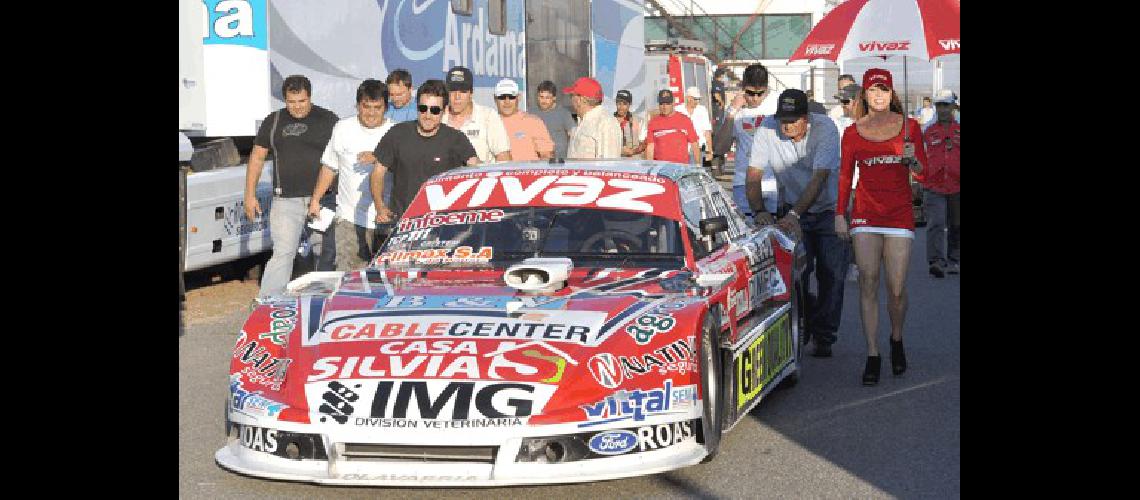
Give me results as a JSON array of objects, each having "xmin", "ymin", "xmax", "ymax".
[{"xmin": 835, "ymin": 68, "xmax": 928, "ymax": 386}]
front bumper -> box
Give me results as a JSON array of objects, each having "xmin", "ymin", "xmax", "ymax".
[{"xmin": 215, "ymin": 420, "xmax": 706, "ymax": 486}]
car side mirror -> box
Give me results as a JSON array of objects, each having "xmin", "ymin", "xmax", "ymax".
[
  {"xmin": 698, "ymin": 216, "xmax": 728, "ymax": 254},
  {"xmin": 700, "ymin": 216, "xmax": 728, "ymax": 237}
]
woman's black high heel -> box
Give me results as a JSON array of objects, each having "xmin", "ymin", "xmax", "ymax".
[
  {"xmin": 890, "ymin": 339, "xmax": 907, "ymax": 375},
  {"xmin": 862, "ymin": 356, "xmax": 881, "ymax": 386}
]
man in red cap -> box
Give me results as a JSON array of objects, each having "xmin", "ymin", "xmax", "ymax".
[{"xmin": 563, "ymin": 77, "xmax": 621, "ymax": 159}]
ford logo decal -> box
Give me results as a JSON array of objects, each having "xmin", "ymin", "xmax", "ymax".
[{"xmin": 588, "ymin": 430, "xmax": 638, "ymax": 455}]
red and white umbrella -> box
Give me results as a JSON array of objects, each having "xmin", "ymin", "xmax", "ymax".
[
  {"xmin": 789, "ymin": 0, "xmax": 960, "ymax": 63},
  {"xmin": 789, "ymin": 0, "xmax": 959, "ymax": 140}
]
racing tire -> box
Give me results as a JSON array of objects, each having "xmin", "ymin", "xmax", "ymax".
[{"xmin": 698, "ymin": 309, "xmax": 724, "ymax": 463}]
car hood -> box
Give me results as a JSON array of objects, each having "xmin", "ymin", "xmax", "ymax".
[{"xmin": 231, "ymin": 266, "xmax": 708, "ymax": 427}]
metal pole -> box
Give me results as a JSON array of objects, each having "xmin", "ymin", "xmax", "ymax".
[{"xmin": 903, "ymin": 56, "xmax": 909, "ymax": 141}]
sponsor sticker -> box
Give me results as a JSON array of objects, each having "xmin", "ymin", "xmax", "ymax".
[
  {"xmin": 232, "ymin": 332, "xmax": 291, "ymax": 391},
  {"xmin": 588, "ymin": 429, "xmax": 638, "ymax": 455},
  {"xmin": 311, "ymin": 379, "xmax": 556, "ymax": 426},
  {"xmin": 588, "ymin": 337, "xmax": 697, "ymax": 389},
  {"xmin": 316, "ymin": 310, "xmax": 606, "ymax": 345},
  {"xmin": 377, "ymin": 246, "xmax": 493, "ymax": 265},
  {"xmin": 230, "ymin": 374, "xmax": 288, "ymax": 418},
  {"xmin": 735, "ymin": 314, "xmax": 794, "ymax": 411},
  {"xmin": 307, "ymin": 340, "xmax": 574, "ymax": 384},
  {"xmin": 260, "ymin": 304, "xmax": 298, "ymax": 346},
  {"xmin": 396, "ymin": 210, "xmax": 505, "ymax": 233},
  {"xmin": 413, "ymin": 172, "xmax": 672, "ymax": 215},
  {"xmin": 239, "ymin": 424, "xmax": 277, "ymax": 453},
  {"xmin": 577, "ymin": 379, "xmax": 697, "ymax": 427}
]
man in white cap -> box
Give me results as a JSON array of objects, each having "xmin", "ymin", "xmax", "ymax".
[
  {"xmin": 494, "ymin": 78, "xmax": 554, "ymax": 161},
  {"xmin": 677, "ymin": 86, "xmax": 713, "ymax": 165},
  {"xmin": 920, "ymin": 89, "xmax": 960, "ymax": 276}
]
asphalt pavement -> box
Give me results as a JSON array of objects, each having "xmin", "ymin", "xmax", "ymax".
[{"xmin": 179, "ymin": 170, "xmax": 960, "ymax": 498}]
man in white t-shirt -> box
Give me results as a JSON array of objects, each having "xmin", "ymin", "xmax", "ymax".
[
  {"xmin": 677, "ymin": 86, "xmax": 713, "ymax": 165},
  {"xmin": 308, "ymin": 79, "xmax": 397, "ymax": 271},
  {"xmin": 442, "ymin": 66, "xmax": 512, "ymax": 164}
]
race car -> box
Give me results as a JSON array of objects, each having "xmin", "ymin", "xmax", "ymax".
[{"xmin": 216, "ymin": 161, "xmax": 806, "ymax": 486}]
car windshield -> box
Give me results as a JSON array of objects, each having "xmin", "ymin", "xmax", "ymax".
[{"xmin": 378, "ymin": 207, "xmax": 686, "ymax": 268}]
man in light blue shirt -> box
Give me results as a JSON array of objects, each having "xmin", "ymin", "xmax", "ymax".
[
  {"xmin": 384, "ymin": 69, "xmax": 418, "ymax": 123},
  {"xmin": 745, "ymin": 89, "xmax": 845, "ymax": 358},
  {"xmin": 731, "ymin": 63, "xmax": 776, "ymax": 218}
]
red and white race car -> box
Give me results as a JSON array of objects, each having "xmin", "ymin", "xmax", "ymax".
[{"xmin": 216, "ymin": 161, "xmax": 806, "ymax": 486}]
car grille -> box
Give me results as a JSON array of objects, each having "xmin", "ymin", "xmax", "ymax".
[{"xmin": 339, "ymin": 443, "xmax": 497, "ymax": 463}]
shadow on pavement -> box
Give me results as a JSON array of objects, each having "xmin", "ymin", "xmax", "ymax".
[{"xmin": 744, "ymin": 228, "xmax": 960, "ymax": 498}]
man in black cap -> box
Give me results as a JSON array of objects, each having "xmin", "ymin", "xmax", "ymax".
[
  {"xmin": 745, "ymin": 88, "xmax": 847, "ymax": 358},
  {"xmin": 441, "ymin": 66, "xmax": 511, "ymax": 164},
  {"xmin": 614, "ymin": 89, "xmax": 643, "ymax": 158}
]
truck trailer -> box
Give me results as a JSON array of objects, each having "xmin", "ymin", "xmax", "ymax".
[{"xmin": 179, "ymin": 0, "xmax": 649, "ymax": 274}]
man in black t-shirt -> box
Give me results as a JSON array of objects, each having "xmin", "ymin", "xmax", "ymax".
[
  {"xmin": 244, "ymin": 75, "xmax": 339, "ymax": 298},
  {"xmin": 371, "ymin": 79, "xmax": 478, "ymax": 224}
]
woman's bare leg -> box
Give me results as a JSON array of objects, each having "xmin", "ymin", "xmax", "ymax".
[
  {"xmin": 853, "ymin": 233, "xmax": 884, "ymax": 356},
  {"xmin": 882, "ymin": 236, "xmax": 913, "ymax": 341}
]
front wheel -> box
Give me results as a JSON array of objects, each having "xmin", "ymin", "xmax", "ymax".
[{"xmin": 698, "ymin": 310, "xmax": 724, "ymax": 463}]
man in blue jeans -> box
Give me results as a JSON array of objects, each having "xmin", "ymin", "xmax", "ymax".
[
  {"xmin": 244, "ymin": 75, "xmax": 339, "ymax": 298},
  {"xmin": 745, "ymin": 89, "xmax": 846, "ymax": 357}
]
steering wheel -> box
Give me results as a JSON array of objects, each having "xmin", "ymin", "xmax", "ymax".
[{"xmin": 579, "ymin": 230, "xmax": 642, "ymax": 253}]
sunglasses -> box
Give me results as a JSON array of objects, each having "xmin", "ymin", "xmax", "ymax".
[
  {"xmin": 417, "ymin": 105, "xmax": 443, "ymax": 115},
  {"xmin": 495, "ymin": 95, "xmax": 517, "ymax": 101},
  {"xmin": 744, "ymin": 89, "xmax": 768, "ymax": 97}
]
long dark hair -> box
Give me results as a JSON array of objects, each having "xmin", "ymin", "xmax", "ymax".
[{"xmin": 852, "ymin": 86, "xmax": 904, "ymax": 120}]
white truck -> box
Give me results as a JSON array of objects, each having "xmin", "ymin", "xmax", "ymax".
[{"xmin": 179, "ymin": 0, "xmax": 648, "ymax": 274}]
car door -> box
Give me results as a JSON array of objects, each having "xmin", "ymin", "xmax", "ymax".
[{"xmin": 678, "ymin": 172, "xmax": 752, "ymax": 345}]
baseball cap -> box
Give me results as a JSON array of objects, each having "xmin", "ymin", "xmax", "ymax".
[
  {"xmin": 657, "ymin": 89, "xmax": 675, "ymax": 104},
  {"xmin": 862, "ymin": 68, "xmax": 893, "ymax": 90},
  {"xmin": 616, "ymin": 89, "xmax": 632, "ymax": 103},
  {"xmin": 495, "ymin": 78, "xmax": 520, "ymax": 96},
  {"xmin": 686, "ymin": 86, "xmax": 701, "ymax": 98},
  {"xmin": 773, "ymin": 89, "xmax": 809, "ymax": 122},
  {"xmin": 836, "ymin": 84, "xmax": 861, "ymax": 101},
  {"xmin": 446, "ymin": 66, "xmax": 473, "ymax": 92},
  {"xmin": 563, "ymin": 77, "xmax": 603, "ymax": 100},
  {"xmin": 932, "ymin": 88, "xmax": 958, "ymax": 105}
]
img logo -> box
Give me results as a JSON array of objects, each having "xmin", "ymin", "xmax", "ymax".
[{"xmin": 588, "ymin": 430, "xmax": 638, "ymax": 455}]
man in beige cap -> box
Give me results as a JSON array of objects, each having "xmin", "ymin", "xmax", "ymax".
[
  {"xmin": 677, "ymin": 86, "xmax": 712, "ymax": 165},
  {"xmin": 563, "ymin": 77, "xmax": 622, "ymax": 159}
]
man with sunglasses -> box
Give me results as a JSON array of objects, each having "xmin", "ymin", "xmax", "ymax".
[
  {"xmin": 828, "ymin": 74, "xmax": 857, "ymax": 124},
  {"xmin": 731, "ymin": 63, "xmax": 774, "ymax": 219},
  {"xmin": 370, "ymin": 79, "xmax": 478, "ymax": 226},
  {"xmin": 494, "ymin": 78, "xmax": 554, "ymax": 161},
  {"xmin": 441, "ymin": 66, "xmax": 512, "ymax": 164}
]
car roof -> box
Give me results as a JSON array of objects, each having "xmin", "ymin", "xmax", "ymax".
[{"xmin": 434, "ymin": 160, "xmax": 702, "ymax": 183}]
